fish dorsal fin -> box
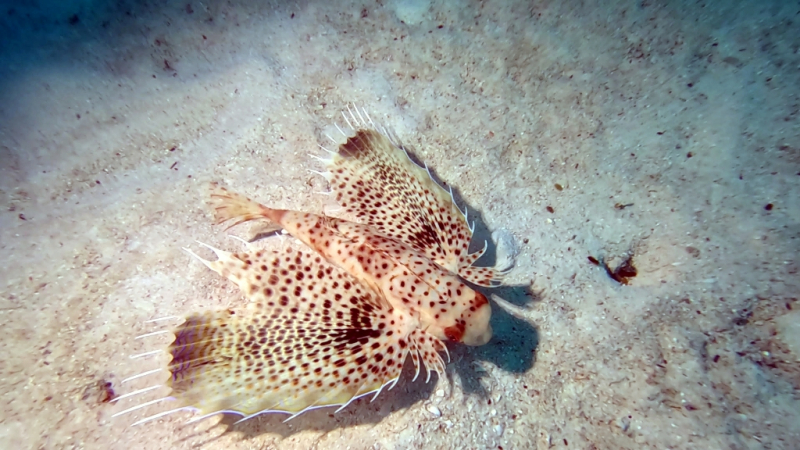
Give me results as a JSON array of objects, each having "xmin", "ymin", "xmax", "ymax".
[
  {"xmin": 158, "ymin": 245, "xmax": 447, "ymax": 419},
  {"xmin": 326, "ymin": 127, "xmax": 503, "ymax": 286}
]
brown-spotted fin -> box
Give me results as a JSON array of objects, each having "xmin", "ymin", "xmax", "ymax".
[
  {"xmin": 113, "ymin": 246, "xmax": 447, "ymax": 424},
  {"xmin": 318, "ymin": 107, "xmax": 512, "ymax": 286}
]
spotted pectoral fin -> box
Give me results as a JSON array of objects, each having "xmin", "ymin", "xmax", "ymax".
[
  {"xmin": 158, "ymin": 245, "xmax": 445, "ymax": 419},
  {"xmin": 166, "ymin": 305, "xmax": 403, "ymax": 419},
  {"xmin": 112, "ymin": 246, "xmax": 450, "ymax": 424},
  {"xmin": 325, "ymin": 118, "xmax": 491, "ymax": 282}
]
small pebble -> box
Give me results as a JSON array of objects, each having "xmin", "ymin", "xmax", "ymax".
[
  {"xmin": 618, "ymin": 415, "xmax": 631, "ymax": 432},
  {"xmin": 427, "ymin": 404, "xmax": 441, "ymax": 417},
  {"xmin": 495, "ymin": 423, "xmax": 505, "ymax": 436}
]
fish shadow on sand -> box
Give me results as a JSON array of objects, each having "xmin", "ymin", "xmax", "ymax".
[
  {"xmin": 447, "ymin": 204, "xmax": 540, "ymax": 398},
  {"xmin": 452, "ymin": 284, "xmax": 539, "ymax": 398},
  {"xmin": 430, "ymin": 177, "xmax": 540, "ymax": 397}
]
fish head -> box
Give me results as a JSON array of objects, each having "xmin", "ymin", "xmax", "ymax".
[
  {"xmin": 442, "ymin": 289, "xmax": 492, "ymax": 346},
  {"xmin": 412, "ymin": 276, "xmax": 492, "ymax": 346}
]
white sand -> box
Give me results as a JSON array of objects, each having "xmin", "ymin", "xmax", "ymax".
[{"xmin": 1, "ymin": 0, "xmax": 798, "ymax": 449}]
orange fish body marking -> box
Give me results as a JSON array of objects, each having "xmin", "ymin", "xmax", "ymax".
[{"xmin": 112, "ymin": 107, "xmax": 511, "ymax": 425}]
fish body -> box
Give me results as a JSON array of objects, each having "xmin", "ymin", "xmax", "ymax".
[
  {"xmin": 113, "ymin": 107, "xmax": 511, "ymax": 425},
  {"xmin": 209, "ymin": 193, "xmax": 493, "ymax": 347}
]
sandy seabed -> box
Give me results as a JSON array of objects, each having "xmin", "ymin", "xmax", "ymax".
[{"xmin": 1, "ymin": 1, "xmax": 798, "ymax": 449}]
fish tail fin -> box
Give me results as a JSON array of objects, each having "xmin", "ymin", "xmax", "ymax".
[{"xmin": 207, "ymin": 182, "xmax": 282, "ymax": 232}]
